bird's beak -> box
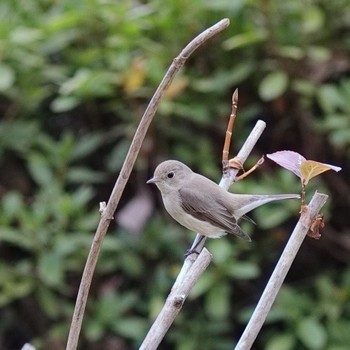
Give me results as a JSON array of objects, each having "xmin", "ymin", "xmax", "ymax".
[{"xmin": 146, "ymin": 176, "xmax": 158, "ymax": 184}]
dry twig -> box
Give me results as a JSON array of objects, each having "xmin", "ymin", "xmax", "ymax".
[
  {"xmin": 233, "ymin": 156, "xmax": 265, "ymax": 182},
  {"xmin": 65, "ymin": 17, "xmax": 231, "ymax": 350}
]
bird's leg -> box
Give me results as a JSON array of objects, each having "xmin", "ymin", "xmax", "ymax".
[{"xmin": 184, "ymin": 235, "xmax": 206, "ymax": 257}]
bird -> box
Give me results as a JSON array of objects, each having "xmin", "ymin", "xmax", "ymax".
[{"xmin": 147, "ymin": 160, "xmax": 300, "ymax": 243}]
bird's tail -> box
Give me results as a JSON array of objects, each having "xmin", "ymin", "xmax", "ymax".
[{"xmin": 232, "ymin": 193, "xmax": 300, "ymax": 219}]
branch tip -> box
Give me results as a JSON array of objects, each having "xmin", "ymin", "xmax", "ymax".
[
  {"xmin": 232, "ymin": 88, "xmax": 238, "ymax": 105},
  {"xmin": 99, "ymin": 202, "xmax": 107, "ymax": 214},
  {"xmin": 222, "ymin": 89, "xmax": 239, "ymax": 162}
]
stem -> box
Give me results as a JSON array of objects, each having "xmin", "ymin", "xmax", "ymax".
[{"xmin": 222, "ymin": 89, "xmax": 239, "ymax": 163}]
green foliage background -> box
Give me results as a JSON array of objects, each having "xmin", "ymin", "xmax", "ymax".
[{"xmin": 0, "ymin": 0, "xmax": 349, "ymax": 349}]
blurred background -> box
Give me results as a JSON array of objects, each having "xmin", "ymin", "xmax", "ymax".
[{"xmin": 0, "ymin": 0, "xmax": 349, "ymax": 349}]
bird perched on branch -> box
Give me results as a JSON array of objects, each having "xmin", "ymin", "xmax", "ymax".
[{"xmin": 147, "ymin": 160, "xmax": 299, "ymax": 242}]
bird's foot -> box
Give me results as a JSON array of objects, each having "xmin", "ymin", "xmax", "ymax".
[{"xmin": 184, "ymin": 249, "xmax": 200, "ymax": 258}]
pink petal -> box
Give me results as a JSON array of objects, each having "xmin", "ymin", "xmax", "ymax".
[{"xmin": 266, "ymin": 151, "xmax": 306, "ymax": 178}]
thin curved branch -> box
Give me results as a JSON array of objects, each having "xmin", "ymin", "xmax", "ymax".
[{"xmin": 65, "ymin": 18, "xmax": 231, "ymax": 350}]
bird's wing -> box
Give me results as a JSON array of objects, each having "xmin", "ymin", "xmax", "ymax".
[{"xmin": 178, "ymin": 187, "xmax": 251, "ymax": 241}]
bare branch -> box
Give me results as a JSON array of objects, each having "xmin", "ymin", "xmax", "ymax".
[
  {"xmin": 234, "ymin": 192, "xmax": 328, "ymax": 350},
  {"xmin": 139, "ymin": 249, "xmax": 212, "ymax": 350},
  {"xmin": 66, "ymin": 18, "xmax": 230, "ymax": 350}
]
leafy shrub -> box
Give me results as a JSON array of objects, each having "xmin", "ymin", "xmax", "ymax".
[{"xmin": 0, "ymin": 0, "xmax": 349, "ymax": 349}]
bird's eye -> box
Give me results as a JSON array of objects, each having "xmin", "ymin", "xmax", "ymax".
[{"xmin": 167, "ymin": 171, "xmax": 175, "ymax": 179}]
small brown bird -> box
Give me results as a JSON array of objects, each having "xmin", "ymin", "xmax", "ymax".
[{"xmin": 147, "ymin": 160, "xmax": 300, "ymax": 241}]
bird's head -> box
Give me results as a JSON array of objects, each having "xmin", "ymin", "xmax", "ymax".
[{"xmin": 147, "ymin": 160, "xmax": 192, "ymax": 194}]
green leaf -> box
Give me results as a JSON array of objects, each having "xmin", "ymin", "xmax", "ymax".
[
  {"xmin": 85, "ymin": 319, "xmax": 104, "ymax": 341},
  {"xmin": 266, "ymin": 333, "xmax": 296, "ymax": 350},
  {"xmin": 27, "ymin": 152, "xmax": 54, "ymax": 186},
  {"xmin": 0, "ymin": 121, "xmax": 39, "ymax": 153},
  {"xmin": 259, "ymin": 71, "xmax": 289, "ymax": 101},
  {"xmin": 10, "ymin": 27, "xmax": 43, "ymax": 44},
  {"xmin": 226, "ymin": 262, "xmax": 260, "ymax": 279},
  {"xmin": 0, "ymin": 228, "xmax": 35, "ymax": 250},
  {"xmin": 206, "ymin": 283, "xmax": 230, "ymax": 320},
  {"xmin": 36, "ymin": 285, "xmax": 62, "ymax": 318},
  {"xmin": 278, "ymin": 46, "xmax": 305, "ymax": 60},
  {"xmin": 106, "ymin": 139, "xmax": 130, "ymax": 171},
  {"xmin": 70, "ymin": 133, "xmax": 105, "ymax": 160},
  {"xmin": 302, "ymin": 6, "xmax": 325, "ymax": 33},
  {"xmin": 0, "ymin": 64, "xmax": 15, "ymax": 91},
  {"xmin": 208, "ymin": 238, "xmax": 235, "ymax": 264},
  {"xmin": 190, "ymin": 271, "xmax": 217, "ymax": 298},
  {"xmin": 50, "ymin": 95, "xmax": 80, "ymax": 112},
  {"xmin": 0, "ymin": 264, "xmax": 33, "ymax": 306},
  {"xmin": 1, "ymin": 192, "xmax": 24, "ymax": 221},
  {"xmin": 67, "ymin": 167, "xmax": 106, "ymax": 183},
  {"xmin": 317, "ymin": 84, "xmax": 344, "ymax": 113},
  {"xmin": 38, "ymin": 252, "xmax": 64, "ymax": 287},
  {"xmin": 114, "ymin": 317, "xmax": 147, "ymax": 339},
  {"xmin": 71, "ymin": 186, "xmax": 94, "ymax": 206},
  {"xmin": 297, "ymin": 317, "xmax": 327, "ymax": 350},
  {"xmin": 223, "ymin": 31, "xmax": 267, "ymax": 50},
  {"xmin": 254, "ymin": 203, "xmax": 297, "ymax": 229}
]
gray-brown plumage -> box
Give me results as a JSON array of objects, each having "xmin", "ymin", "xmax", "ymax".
[{"xmin": 147, "ymin": 160, "xmax": 300, "ymax": 241}]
